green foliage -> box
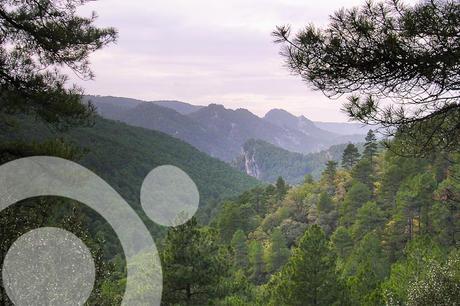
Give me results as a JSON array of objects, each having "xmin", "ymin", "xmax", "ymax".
[
  {"xmin": 340, "ymin": 181, "xmax": 372, "ymax": 227},
  {"xmin": 317, "ymin": 192, "xmax": 338, "ymax": 236},
  {"xmin": 265, "ymin": 228, "xmax": 289, "ymax": 273},
  {"xmin": 248, "ymin": 241, "xmax": 265, "ymax": 285},
  {"xmin": 0, "ymin": 115, "xmax": 260, "ymax": 225},
  {"xmin": 267, "ymin": 225, "xmax": 344, "ymax": 305},
  {"xmin": 395, "ymin": 172, "xmax": 437, "ymax": 239},
  {"xmin": 342, "ymin": 232, "xmax": 389, "ymax": 305},
  {"xmin": 351, "ymin": 158, "xmax": 374, "ymax": 190},
  {"xmin": 0, "ymin": 198, "xmax": 120, "ymax": 305},
  {"xmin": 161, "ymin": 218, "xmax": 229, "ymax": 305},
  {"xmin": 275, "ymin": 176, "xmax": 288, "ymax": 200},
  {"xmin": 0, "ymin": 140, "xmax": 122, "ymax": 305},
  {"xmin": 323, "ymin": 160, "xmax": 338, "ymax": 194},
  {"xmin": 382, "ymin": 237, "xmax": 446, "ymax": 305},
  {"xmin": 233, "ymin": 139, "xmax": 350, "ymax": 184},
  {"xmin": 363, "ymin": 130, "xmax": 378, "ymax": 162},
  {"xmin": 0, "ymin": 0, "xmax": 116, "ymax": 128},
  {"xmin": 342, "ymin": 143, "xmax": 360, "ymax": 170},
  {"xmin": 432, "ymin": 153, "xmax": 460, "ymax": 247},
  {"xmin": 331, "ymin": 226, "xmax": 353, "ymax": 259},
  {"xmin": 274, "ymin": 0, "xmax": 460, "ymax": 155},
  {"xmin": 217, "ymin": 202, "xmax": 259, "ymax": 243},
  {"xmin": 231, "ymin": 230, "xmax": 249, "ymax": 269},
  {"xmin": 351, "ymin": 201, "xmax": 385, "ymax": 241}
]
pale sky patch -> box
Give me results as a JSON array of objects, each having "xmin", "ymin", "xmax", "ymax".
[{"xmin": 70, "ymin": 0, "xmax": 416, "ymax": 122}]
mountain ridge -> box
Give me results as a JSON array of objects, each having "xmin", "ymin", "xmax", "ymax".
[{"xmin": 88, "ymin": 95, "xmax": 367, "ymax": 162}]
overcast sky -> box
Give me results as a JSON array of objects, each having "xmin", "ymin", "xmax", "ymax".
[{"xmin": 71, "ymin": 0, "xmax": 410, "ymax": 122}]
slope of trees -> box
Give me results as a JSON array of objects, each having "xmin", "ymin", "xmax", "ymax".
[
  {"xmin": 233, "ymin": 139, "xmax": 356, "ymax": 184},
  {"xmin": 153, "ymin": 135, "xmax": 460, "ymax": 305}
]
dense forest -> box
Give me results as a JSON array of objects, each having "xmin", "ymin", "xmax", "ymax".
[{"xmin": 129, "ymin": 133, "xmax": 459, "ymax": 305}]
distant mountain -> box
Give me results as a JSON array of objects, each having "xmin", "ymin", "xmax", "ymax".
[
  {"xmin": 86, "ymin": 95, "xmax": 203, "ymax": 115},
  {"xmin": 313, "ymin": 121, "xmax": 372, "ymax": 135},
  {"xmin": 264, "ymin": 109, "xmax": 328, "ymax": 137},
  {"xmin": 151, "ymin": 100, "xmax": 204, "ymax": 115},
  {"xmin": 1, "ymin": 114, "xmax": 260, "ymax": 221},
  {"xmin": 188, "ymin": 104, "xmax": 327, "ymax": 157},
  {"xmin": 264, "ymin": 108, "xmax": 365, "ymax": 145},
  {"xmin": 89, "ymin": 95, "xmax": 365, "ymax": 162},
  {"xmin": 90, "ymin": 97, "xmax": 233, "ymax": 160},
  {"xmin": 233, "ymin": 139, "xmax": 351, "ymax": 184},
  {"xmin": 84, "ymin": 95, "xmax": 140, "ymax": 118}
]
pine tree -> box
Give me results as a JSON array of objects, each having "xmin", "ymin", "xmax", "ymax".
[
  {"xmin": 363, "ymin": 130, "xmax": 378, "ymax": 161},
  {"xmin": 394, "ymin": 173, "xmax": 437, "ymax": 240},
  {"xmin": 161, "ymin": 218, "xmax": 228, "ymax": 305},
  {"xmin": 249, "ymin": 241, "xmax": 265, "ymax": 284},
  {"xmin": 304, "ymin": 174, "xmax": 314, "ymax": 184},
  {"xmin": 340, "ymin": 182, "xmax": 372, "ymax": 227},
  {"xmin": 317, "ymin": 192, "xmax": 338, "ymax": 236},
  {"xmin": 0, "ymin": 0, "xmax": 117, "ymax": 128},
  {"xmin": 231, "ymin": 230, "xmax": 249, "ymax": 269},
  {"xmin": 275, "ymin": 176, "xmax": 288, "ymax": 201},
  {"xmin": 342, "ymin": 232, "xmax": 389, "ymax": 305},
  {"xmin": 269, "ymin": 225, "xmax": 344, "ymax": 305},
  {"xmin": 265, "ymin": 228, "xmax": 289, "ymax": 273},
  {"xmin": 323, "ymin": 160, "xmax": 338, "ymax": 195},
  {"xmin": 331, "ymin": 226, "xmax": 353, "ymax": 259},
  {"xmin": 317, "ymin": 192, "xmax": 334, "ymax": 213},
  {"xmin": 274, "ymin": 1, "xmax": 460, "ymax": 155},
  {"xmin": 432, "ymin": 154, "xmax": 460, "ymax": 247},
  {"xmin": 351, "ymin": 201, "xmax": 386, "ymax": 241},
  {"xmin": 352, "ymin": 158, "xmax": 375, "ymax": 191},
  {"xmin": 342, "ymin": 143, "xmax": 360, "ymax": 170}
]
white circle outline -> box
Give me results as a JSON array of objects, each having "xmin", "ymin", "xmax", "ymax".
[{"xmin": 0, "ymin": 156, "xmax": 163, "ymax": 306}]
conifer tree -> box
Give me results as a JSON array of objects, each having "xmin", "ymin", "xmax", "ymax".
[
  {"xmin": 323, "ymin": 160, "xmax": 338, "ymax": 195},
  {"xmin": 0, "ymin": 0, "xmax": 117, "ymax": 128},
  {"xmin": 340, "ymin": 182, "xmax": 372, "ymax": 227},
  {"xmin": 351, "ymin": 201, "xmax": 386, "ymax": 241},
  {"xmin": 363, "ymin": 130, "xmax": 378, "ymax": 161},
  {"xmin": 231, "ymin": 230, "xmax": 249, "ymax": 269},
  {"xmin": 342, "ymin": 232, "xmax": 389, "ymax": 305},
  {"xmin": 275, "ymin": 176, "xmax": 288, "ymax": 201},
  {"xmin": 331, "ymin": 226, "xmax": 353, "ymax": 259},
  {"xmin": 269, "ymin": 225, "xmax": 344, "ymax": 305},
  {"xmin": 265, "ymin": 228, "xmax": 289, "ymax": 273},
  {"xmin": 249, "ymin": 241, "xmax": 265, "ymax": 285},
  {"xmin": 342, "ymin": 143, "xmax": 360, "ymax": 170},
  {"xmin": 161, "ymin": 218, "xmax": 228, "ymax": 305}
]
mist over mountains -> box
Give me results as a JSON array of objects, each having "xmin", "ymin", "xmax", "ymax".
[{"xmin": 88, "ymin": 95, "xmax": 368, "ymax": 163}]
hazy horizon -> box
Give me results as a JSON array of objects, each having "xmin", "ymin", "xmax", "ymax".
[{"xmin": 73, "ymin": 0, "xmax": 416, "ymax": 122}]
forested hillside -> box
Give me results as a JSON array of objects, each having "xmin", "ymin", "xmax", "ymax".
[
  {"xmin": 152, "ymin": 137, "xmax": 460, "ymax": 305},
  {"xmin": 233, "ymin": 139, "xmax": 350, "ymax": 184},
  {"xmin": 0, "ymin": 115, "xmax": 260, "ymax": 221}
]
